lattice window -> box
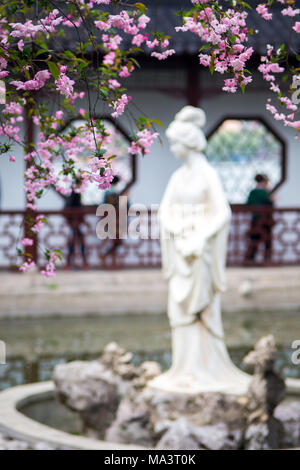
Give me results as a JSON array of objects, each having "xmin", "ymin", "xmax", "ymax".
[
  {"xmin": 54, "ymin": 118, "xmax": 134, "ymax": 206},
  {"xmin": 206, "ymin": 118, "xmax": 286, "ymax": 204}
]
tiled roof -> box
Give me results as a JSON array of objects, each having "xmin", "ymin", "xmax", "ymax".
[
  {"xmin": 60, "ymin": 0, "xmax": 300, "ymax": 56},
  {"xmin": 142, "ymin": 0, "xmax": 300, "ymax": 55}
]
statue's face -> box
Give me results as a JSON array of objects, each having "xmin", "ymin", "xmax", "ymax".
[{"xmin": 169, "ymin": 139, "xmax": 187, "ymax": 160}]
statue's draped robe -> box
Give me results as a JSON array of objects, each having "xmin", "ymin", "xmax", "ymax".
[{"xmin": 149, "ymin": 156, "xmax": 250, "ymax": 395}]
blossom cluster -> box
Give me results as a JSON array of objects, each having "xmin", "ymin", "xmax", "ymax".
[
  {"xmin": 0, "ymin": 0, "xmax": 170, "ymax": 274},
  {"xmin": 0, "ymin": 0, "xmax": 299, "ymax": 275},
  {"xmin": 177, "ymin": 4, "xmax": 253, "ymax": 93},
  {"xmin": 97, "ymin": 9, "xmax": 175, "ymax": 118},
  {"xmin": 256, "ymin": 1, "xmax": 300, "ymax": 131},
  {"xmin": 259, "ymin": 47, "xmax": 300, "ymax": 130},
  {"xmin": 129, "ymin": 129, "xmax": 159, "ymax": 156}
]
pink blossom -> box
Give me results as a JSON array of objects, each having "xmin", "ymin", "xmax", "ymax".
[
  {"xmin": 256, "ymin": 4, "xmax": 272, "ymax": 21},
  {"xmin": 103, "ymin": 52, "xmax": 116, "ymax": 66},
  {"xmin": 31, "ymin": 215, "xmax": 45, "ymax": 233},
  {"xmin": 266, "ymin": 104, "xmax": 277, "ymax": 114},
  {"xmin": 151, "ymin": 49, "xmax": 175, "ymax": 60},
  {"xmin": 55, "ymin": 110, "xmax": 64, "ymax": 120},
  {"xmin": 293, "ymin": 22, "xmax": 300, "ymax": 33},
  {"xmin": 63, "ymin": 16, "xmax": 82, "ymax": 28},
  {"xmin": 3, "ymin": 101, "xmax": 23, "ymax": 115},
  {"xmin": 0, "ymin": 58, "xmax": 8, "ymax": 72},
  {"xmin": 177, "ymin": 6, "xmax": 253, "ymax": 93},
  {"xmin": 131, "ymin": 34, "xmax": 146, "ymax": 47},
  {"xmin": 41, "ymin": 251, "xmax": 59, "ymax": 277},
  {"xmin": 19, "ymin": 260, "xmax": 35, "ymax": 273},
  {"xmin": 108, "ymin": 79, "xmax": 121, "ymax": 89},
  {"xmin": 38, "ymin": 9, "xmax": 63, "ymax": 33},
  {"xmin": 17, "ymin": 39, "xmax": 24, "ymax": 51},
  {"xmin": 119, "ymin": 65, "xmax": 134, "ymax": 77},
  {"xmin": 199, "ymin": 54, "xmax": 211, "ymax": 67},
  {"xmin": 102, "ymin": 34, "xmax": 122, "ymax": 50},
  {"xmin": 21, "ymin": 238, "xmax": 33, "ymax": 247},
  {"xmin": 55, "ymin": 73, "xmax": 75, "ymax": 98},
  {"xmin": 10, "ymin": 69, "xmax": 51, "ymax": 91},
  {"xmin": 146, "ymin": 39, "xmax": 159, "ymax": 49},
  {"xmin": 10, "ymin": 20, "xmax": 43, "ymax": 38},
  {"xmin": 129, "ymin": 129, "xmax": 158, "ymax": 156},
  {"xmin": 94, "ymin": 20, "xmax": 110, "ymax": 31},
  {"xmin": 286, "ymin": 121, "xmax": 300, "ymax": 130},
  {"xmin": 223, "ymin": 78, "xmax": 238, "ymax": 93},
  {"xmin": 274, "ymin": 113, "xmax": 286, "ymax": 121},
  {"xmin": 138, "ymin": 14, "xmax": 150, "ymax": 29},
  {"xmin": 109, "ymin": 94, "xmax": 131, "ymax": 118},
  {"xmin": 281, "ymin": 7, "xmax": 300, "ymax": 17}
]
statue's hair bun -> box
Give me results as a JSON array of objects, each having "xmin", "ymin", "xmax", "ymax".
[{"xmin": 174, "ymin": 105, "xmax": 206, "ymax": 129}]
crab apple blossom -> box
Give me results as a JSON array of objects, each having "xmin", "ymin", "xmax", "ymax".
[
  {"xmin": 129, "ymin": 129, "xmax": 159, "ymax": 157},
  {"xmin": 293, "ymin": 22, "xmax": 300, "ymax": 33},
  {"xmin": 281, "ymin": 7, "xmax": 300, "ymax": 17},
  {"xmin": 0, "ymin": 0, "xmax": 299, "ymax": 275},
  {"xmin": 176, "ymin": 5, "xmax": 254, "ymax": 94},
  {"xmin": 151, "ymin": 49, "xmax": 176, "ymax": 60},
  {"xmin": 11, "ymin": 70, "xmax": 51, "ymax": 91},
  {"xmin": 40, "ymin": 251, "xmax": 59, "ymax": 277},
  {"xmin": 109, "ymin": 94, "xmax": 132, "ymax": 118},
  {"xmin": 19, "ymin": 260, "xmax": 35, "ymax": 273},
  {"xmin": 256, "ymin": 4, "xmax": 272, "ymax": 21},
  {"xmin": 55, "ymin": 69, "xmax": 75, "ymax": 98},
  {"xmin": 20, "ymin": 238, "xmax": 34, "ymax": 247}
]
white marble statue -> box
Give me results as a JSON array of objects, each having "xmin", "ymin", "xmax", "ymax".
[{"xmin": 148, "ymin": 106, "xmax": 251, "ymax": 395}]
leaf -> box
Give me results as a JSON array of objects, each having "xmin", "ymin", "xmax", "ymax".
[
  {"xmin": 199, "ymin": 44, "xmax": 211, "ymax": 52},
  {"xmin": 152, "ymin": 119, "xmax": 163, "ymax": 127},
  {"xmin": 95, "ymin": 148, "xmax": 107, "ymax": 158},
  {"xmin": 128, "ymin": 57, "xmax": 140, "ymax": 69},
  {"xmin": 53, "ymin": 249, "xmax": 62, "ymax": 261},
  {"xmin": 134, "ymin": 3, "xmax": 147, "ymax": 12},
  {"xmin": 48, "ymin": 61, "xmax": 60, "ymax": 80},
  {"xmin": 38, "ymin": 217, "xmax": 49, "ymax": 224},
  {"xmin": 99, "ymin": 87, "xmax": 109, "ymax": 98},
  {"xmin": 35, "ymin": 48, "xmax": 49, "ymax": 57}
]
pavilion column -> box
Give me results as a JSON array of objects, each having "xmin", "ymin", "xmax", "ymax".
[
  {"xmin": 24, "ymin": 101, "xmax": 38, "ymax": 265},
  {"xmin": 186, "ymin": 60, "xmax": 201, "ymax": 107}
]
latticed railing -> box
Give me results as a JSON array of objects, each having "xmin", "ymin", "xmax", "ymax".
[{"xmin": 0, "ymin": 206, "xmax": 299, "ymax": 269}]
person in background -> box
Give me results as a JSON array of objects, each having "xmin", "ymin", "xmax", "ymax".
[
  {"xmin": 103, "ymin": 176, "xmax": 130, "ymax": 256},
  {"xmin": 103, "ymin": 175, "xmax": 120, "ymax": 207},
  {"xmin": 245, "ymin": 174, "xmax": 276, "ymax": 263},
  {"xmin": 103, "ymin": 176, "xmax": 122, "ymax": 256},
  {"xmin": 64, "ymin": 190, "xmax": 88, "ymax": 269}
]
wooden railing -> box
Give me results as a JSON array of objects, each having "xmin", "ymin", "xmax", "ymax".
[{"xmin": 0, "ymin": 205, "xmax": 299, "ymax": 270}]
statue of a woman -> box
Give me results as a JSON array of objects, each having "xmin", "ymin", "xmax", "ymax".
[{"xmin": 148, "ymin": 106, "xmax": 250, "ymax": 395}]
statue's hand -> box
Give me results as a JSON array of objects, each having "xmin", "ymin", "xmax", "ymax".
[{"xmin": 176, "ymin": 237, "xmax": 205, "ymax": 260}]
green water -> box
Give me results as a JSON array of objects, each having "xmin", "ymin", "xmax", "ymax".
[
  {"xmin": 0, "ymin": 311, "xmax": 300, "ymax": 390},
  {"xmin": 1, "ymin": 310, "xmax": 300, "ymax": 356}
]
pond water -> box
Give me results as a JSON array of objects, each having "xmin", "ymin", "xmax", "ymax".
[{"xmin": 0, "ymin": 310, "xmax": 300, "ymax": 391}]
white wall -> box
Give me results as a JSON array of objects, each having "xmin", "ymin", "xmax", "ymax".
[
  {"xmin": 120, "ymin": 90, "xmax": 185, "ymax": 206},
  {"xmin": 199, "ymin": 70, "xmax": 300, "ymax": 208},
  {"xmin": 126, "ymin": 71, "xmax": 299, "ymax": 208},
  {"xmin": 0, "ymin": 125, "xmax": 25, "ymax": 210},
  {"xmin": 0, "ymin": 70, "xmax": 299, "ymax": 210}
]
